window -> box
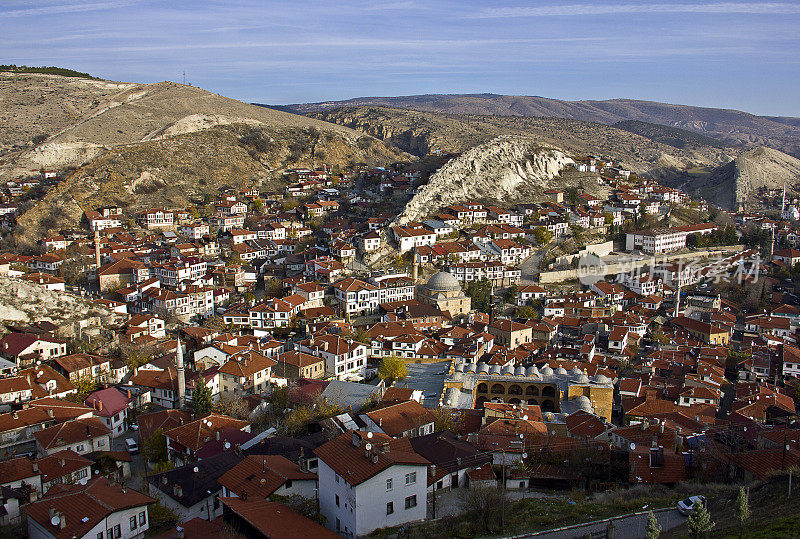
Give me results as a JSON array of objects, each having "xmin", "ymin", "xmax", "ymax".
[
  {"xmin": 130, "ymin": 516, "xmax": 137, "ymax": 530},
  {"xmin": 114, "ymin": 524, "xmax": 120, "ymax": 538},
  {"xmin": 106, "ymin": 530, "xmax": 113, "ymax": 539},
  {"xmin": 405, "ymin": 472, "xmax": 416, "ymax": 485},
  {"xmin": 335, "ymin": 494, "xmax": 340, "ymax": 507},
  {"xmin": 386, "ymin": 502, "xmax": 394, "ymax": 515},
  {"xmin": 139, "ymin": 511, "xmax": 146, "ymax": 526},
  {"xmin": 335, "ymin": 474, "xmax": 339, "ymax": 484},
  {"xmin": 97, "ymin": 534, "xmax": 103, "ymax": 539},
  {"xmin": 405, "ymin": 495, "xmax": 417, "ymax": 509},
  {"xmin": 386, "ymin": 478, "xmax": 393, "ymax": 491}
]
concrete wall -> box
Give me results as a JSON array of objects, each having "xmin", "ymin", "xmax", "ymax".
[
  {"xmin": 538, "ymin": 245, "xmax": 746, "ymax": 284},
  {"xmin": 554, "ymin": 240, "xmax": 615, "ymax": 266}
]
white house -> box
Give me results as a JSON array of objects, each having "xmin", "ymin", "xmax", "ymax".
[
  {"xmin": 24, "ymin": 477, "xmax": 153, "ymax": 539},
  {"xmin": 315, "ymin": 431, "xmax": 429, "ymax": 536}
]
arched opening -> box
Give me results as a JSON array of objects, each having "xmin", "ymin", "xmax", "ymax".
[
  {"xmin": 491, "ymin": 384, "xmax": 505, "ymax": 394},
  {"xmin": 477, "ymin": 383, "xmax": 488, "ymax": 393},
  {"xmin": 476, "ymin": 396, "xmax": 488, "ymax": 408},
  {"xmin": 527, "ymin": 399, "xmax": 538, "ymax": 406},
  {"xmin": 540, "ymin": 399, "xmax": 555, "ymax": 412},
  {"xmin": 525, "ymin": 385, "xmax": 539, "ymax": 396},
  {"xmin": 508, "ymin": 384, "xmax": 522, "ymax": 395},
  {"xmin": 542, "ymin": 386, "xmax": 556, "ymax": 398},
  {"xmin": 508, "ymin": 398, "xmax": 521, "ymax": 405}
]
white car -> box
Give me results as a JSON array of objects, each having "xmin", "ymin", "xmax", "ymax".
[
  {"xmin": 124, "ymin": 438, "xmax": 139, "ymax": 455},
  {"xmin": 677, "ymin": 495, "xmax": 706, "ymax": 516}
]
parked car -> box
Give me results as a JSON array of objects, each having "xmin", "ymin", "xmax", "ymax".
[
  {"xmin": 125, "ymin": 438, "xmax": 139, "ymax": 455},
  {"xmin": 677, "ymin": 495, "xmax": 706, "ymax": 516}
]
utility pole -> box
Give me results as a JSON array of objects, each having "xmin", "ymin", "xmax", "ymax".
[
  {"xmin": 183, "ymin": 71, "xmax": 186, "ymax": 85},
  {"xmin": 781, "ymin": 415, "xmax": 789, "ymax": 470},
  {"xmin": 501, "ymin": 449, "xmax": 506, "ymax": 531}
]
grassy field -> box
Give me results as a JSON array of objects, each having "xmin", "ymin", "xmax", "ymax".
[
  {"xmin": 664, "ymin": 471, "xmax": 800, "ymax": 538},
  {"xmin": 369, "ymin": 483, "xmax": 733, "ymax": 539}
]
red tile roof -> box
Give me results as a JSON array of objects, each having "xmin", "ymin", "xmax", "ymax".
[
  {"xmin": 220, "ymin": 498, "xmax": 337, "ymax": 539},
  {"xmin": 23, "ymin": 477, "xmax": 154, "ymax": 539}
]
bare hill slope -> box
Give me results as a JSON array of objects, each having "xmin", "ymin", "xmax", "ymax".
[
  {"xmin": 2, "ymin": 75, "xmax": 371, "ymax": 180},
  {"xmin": 310, "ymin": 106, "xmax": 734, "ymax": 177},
  {"xmin": 286, "ymin": 93, "xmax": 800, "ymax": 157},
  {"xmin": 397, "ymin": 135, "xmax": 572, "ymax": 223},
  {"xmin": 690, "ymin": 146, "xmax": 800, "ymax": 210}
]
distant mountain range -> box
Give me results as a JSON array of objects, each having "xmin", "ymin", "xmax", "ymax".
[{"xmin": 275, "ymin": 93, "xmax": 800, "ymax": 158}]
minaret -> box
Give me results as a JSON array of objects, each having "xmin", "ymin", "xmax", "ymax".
[
  {"xmin": 782, "ymin": 183, "xmax": 787, "ymax": 217},
  {"xmin": 674, "ymin": 284, "xmax": 681, "ymax": 318},
  {"xmin": 176, "ymin": 337, "xmax": 185, "ymax": 408},
  {"xmin": 94, "ymin": 229, "xmax": 101, "ymax": 271}
]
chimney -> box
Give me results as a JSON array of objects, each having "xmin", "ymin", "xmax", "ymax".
[
  {"xmin": 12, "ymin": 411, "xmax": 17, "ymax": 420},
  {"xmin": 59, "ymin": 513, "xmax": 66, "ymax": 530},
  {"xmin": 47, "ymin": 409, "xmax": 54, "ymax": 418},
  {"xmin": 176, "ymin": 526, "xmax": 185, "ymax": 539},
  {"xmin": 32, "ymin": 462, "xmax": 38, "ymax": 473},
  {"xmin": 97, "ymin": 400, "xmax": 103, "ymax": 412},
  {"xmin": 649, "ymin": 446, "xmax": 664, "ymax": 468},
  {"xmin": 59, "ymin": 458, "xmax": 65, "ymax": 467},
  {"xmin": 126, "ymin": 389, "xmax": 131, "ymax": 399},
  {"xmin": 215, "ymin": 430, "xmax": 220, "ymax": 441}
]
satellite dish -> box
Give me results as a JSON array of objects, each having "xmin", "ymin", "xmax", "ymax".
[
  {"xmin": 224, "ymin": 442, "xmax": 231, "ymax": 449},
  {"xmin": 80, "ymin": 478, "xmax": 88, "ymax": 485},
  {"xmin": 522, "ymin": 414, "xmax": 528, "ymax": 421},
  {"xmin": 37, "ymin": 370, "xmax": 44, "ymax": 377},
  {"xmin": 630, "ymin": 442, "xmax": 636, "ymax": 451},
  {"xmin": 193, "ymin": 467, "xmax": 199, "ymax": 473},
  {"xmin": 365, "ymin": 443, "xmax": 372, "ymax": 451},
  {"xmin": 366, "ymin": 432, "xmax": 373, "ymax": 439},
  {"xmin": 50, "ymin": 515, "xmax": 60, "ymax": 527}
]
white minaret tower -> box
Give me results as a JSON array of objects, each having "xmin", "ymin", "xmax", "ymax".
[
  {"xmin": 782, "ymin": 183, "xmax": 787, "ymax": 217},
  {"xmin": 176, "ymin": 337, "xmax": 185, "ymax": 408}
]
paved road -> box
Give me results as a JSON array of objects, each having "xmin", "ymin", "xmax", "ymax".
[
  {"xmin": 524, "ymin": 508, "xmax": 686, "ymax": 539},
  {"xmin": 519, "ymin": 236, "xmax": 568, "ymax": 284}
]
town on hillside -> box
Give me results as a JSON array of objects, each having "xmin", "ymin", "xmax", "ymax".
[{"xmin": 0, "ymin": 155, "xmax": 798, "ymax": 539}]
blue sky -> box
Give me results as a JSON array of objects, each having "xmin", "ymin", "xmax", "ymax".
[{"xmin": 2, "ymin": 1, "xmax": 799, "ymax": 116}]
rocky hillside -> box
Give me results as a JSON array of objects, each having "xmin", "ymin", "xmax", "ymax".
[
  {"xmin": 611, "ymin": 120, "xmax": 728, "ymax": 150},
  {"xmin": 685, "ymin": 146, "xmax": 800, "ymax": 210},
  {"xmin": 15, "ymin": 123, "xmax": 408, "ymax": 246},
  {"xmin": 1, "ymin": 74, "xmax": 399, "ymax": 180},
  {"xmin": 310, "ymin": 106, "xmax": 734, "ymax": 177},
  {"xmin": 287, "ymin": 93, "xmax": 800, "ymax": 157},
  {"xmin": 1, "ymin": 73, "xmax": 411, "ymax": 246},
  {"xmin": 0, "ymin": 275, "xmax": 122, "ymax": 328},
  {"xmin": 396, "ymin": 135, "xmax": 572, "ymax": 223}
]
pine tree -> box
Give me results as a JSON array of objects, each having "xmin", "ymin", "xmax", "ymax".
[
  {"xmin": 687, "ymin": 499, "xmax": 715, "ymax": 539},
  {"xmin": 192, "ymin": 377, "xmax": 213, "ymax": 417},
  {"xmin": 646, "ymin": 511, "xmax": 661, "ymax": 539},
  {"xmin": 736, "ymin": 487, "xmax": 750, "ymax": 539}
]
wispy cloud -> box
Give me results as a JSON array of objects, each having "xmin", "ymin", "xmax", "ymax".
[
  {"xmin": 471, "ymin": 2, "xmax": 800, "ymax": 18},
  {"xmin": 0, "ymin": 0, "xmax": 136, "ymax": 17}
]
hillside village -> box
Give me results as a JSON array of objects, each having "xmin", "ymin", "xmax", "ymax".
[{"xmin": 0, "ymin": 145, "xmax": 799, "ymax": 539}]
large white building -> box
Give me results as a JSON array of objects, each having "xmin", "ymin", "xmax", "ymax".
[
  {"xmin": 299, "ymin": 335, "xmax": 368, "ymax": 380},
  {"xmin": 625, "ymin": 223, "xmax": 717, "ymax": 254},
  {"xmin": 315, "ymin": 431, "xmax": 429, "ymax": 537}
]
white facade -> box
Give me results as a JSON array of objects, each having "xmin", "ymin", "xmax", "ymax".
[
  {"xmin": 28, "ymin": 506, "xmax": 149, "ymax": 539},
  {"xmin": 318, "ymin": 460, "xmax": 427, "ymax": 537}
]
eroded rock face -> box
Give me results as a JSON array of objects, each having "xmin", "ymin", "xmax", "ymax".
[
  {"xmin": 0, "ymin": 276, "xmax": 121, "ymax": 327},
  {"xmin": 396, "ymin": 135, "xmax": 573, "ymax": 223}
]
